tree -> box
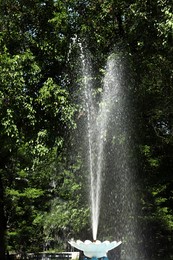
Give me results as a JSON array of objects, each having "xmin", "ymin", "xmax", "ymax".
[{"xmin": 0, "ymin": 0, "xmax": 77, "ymax": 256}]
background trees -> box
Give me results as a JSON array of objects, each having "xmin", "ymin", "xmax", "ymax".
[{"xmin": 0, "ymin": 0, "xmax": 173, "ymax": 259}]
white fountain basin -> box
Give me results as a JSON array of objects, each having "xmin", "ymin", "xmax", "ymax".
[{"xmin": 69, "ymin": 240, "xmax": 122, "ymax": 258}]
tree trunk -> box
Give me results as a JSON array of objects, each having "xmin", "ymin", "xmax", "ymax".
[{"xmin": 0, "ymin": 175, "xmax": 6, "ymax": 259}]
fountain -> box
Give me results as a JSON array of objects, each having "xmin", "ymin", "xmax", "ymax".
[{"xmin": 69, "ymin": 48, "xmax": 122, "ymax": 259}]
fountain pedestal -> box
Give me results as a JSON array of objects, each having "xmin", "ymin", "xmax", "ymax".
[
  {"xmin": 69, "ymin": 240, "xmax": 121, "ymax": 260},
  {"xmin": 84, "ymin": 257, "xmax": 108, "ymax": 260}
]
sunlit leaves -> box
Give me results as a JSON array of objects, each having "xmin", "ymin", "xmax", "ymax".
[
  {"xmin": 0, "ymin": 52, "xmax": 40, "ymax": 153},
  {"xmin": 156, "ymin": 5, "xmax": 173, "ymax": 43},
  {"xmin": 37, "ymin": 77, "xmax": 77, "ymax": 129},
  {"xmin": 151, "ymin": 185, "xmax": 173, "ymax": 230},
  {"xmin": 6, "ymin": 188, "xmax": 44, "ymax": 199},
  {"xmin": 38, "ymin": 78, "xmax": 68, "ymax": 115},
  {"xmin": 43, "ymin": 199, "xmax": 89, "ymax": 242}
]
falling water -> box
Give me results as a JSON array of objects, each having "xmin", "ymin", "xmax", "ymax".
[{"xmin": 78, "ymin": 45, "xmax": 144, "ymax": 259}]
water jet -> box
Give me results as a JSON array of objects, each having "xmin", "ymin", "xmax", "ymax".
[{"xmin": 69, "ymin": 48, "xmax": 122, "ymax": 259}]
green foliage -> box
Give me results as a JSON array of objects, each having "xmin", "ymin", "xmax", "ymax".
[
  {"xmin": 43, "ymin": 199, "xmax": 89, "ymax": 246},
  {"xmin": 37, "ymin": 77, "xmax": 76, "ymax": 129},
  {"xmin": 0, "ymin": 0, "xmax": 172, "ymax": 258},
  {"xmin": 41, "ymin": 154, "xmax": 90, "ymax": 250},
  {"xmin": 151, "ymin": 185, "xmax": 173, "ymax": 230}
]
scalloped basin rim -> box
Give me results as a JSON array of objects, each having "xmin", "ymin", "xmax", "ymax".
[{"xmin": 69, "ymin": 240, "xmax": 122, "ymax": 258}]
